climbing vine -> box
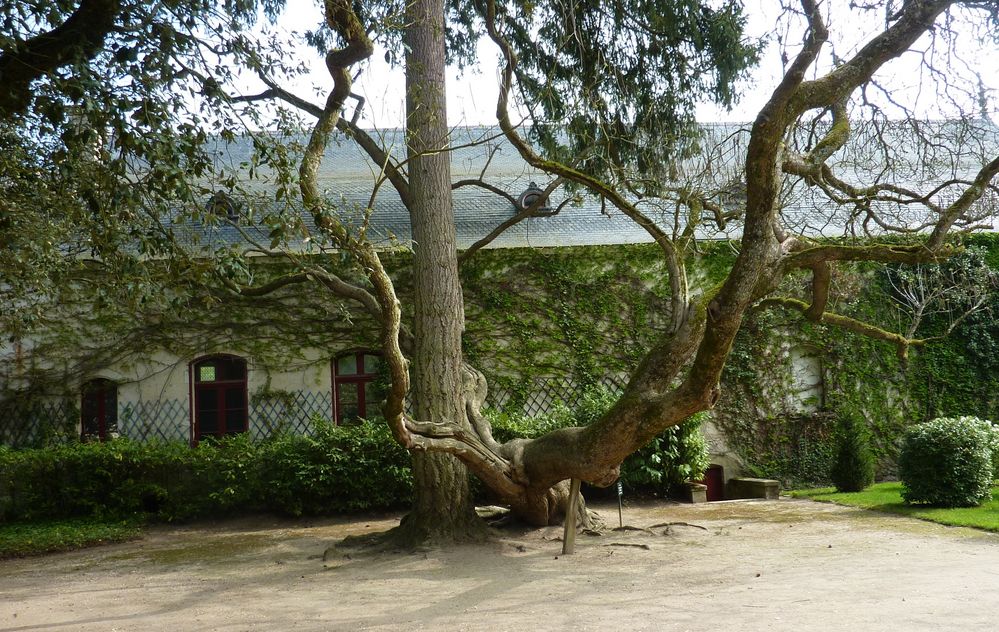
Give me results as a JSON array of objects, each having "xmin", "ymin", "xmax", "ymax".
[
  {"xmin": 714, "ymin": 234, "xmax": 999, "ymax": 487},
  {"xmin": 461, "ymin": 244, "xmax": 672, "ymax": 408},
  {"xmin": 7, "ymin": 234, "xmax": 999, "ymax": 493}
]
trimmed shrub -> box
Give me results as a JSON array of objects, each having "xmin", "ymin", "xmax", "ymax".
[
  {"xmin": 0, "ymin": 420, "xmax": 413, "ymax": 524},
  {"xmin": 257, "ymin": 420, "xmax": 413, "ymax": 516},
  {"xmin": 898, "ymin": 416, "xmax": 994, "ymax": 507},
  {"xmin": 4, "ymin": 389, "xmax": 712, "ymax": 522},
  {"xmin": 750, "ymin": 437, "xmax": 835, "ymax": 490},
  {"xmin": 830, "ymin": 414, "xmax": 875, "ymax": 492},
  {"xmin": 984, "ymin": 420, "xmax": 999, "ymax": 482}
]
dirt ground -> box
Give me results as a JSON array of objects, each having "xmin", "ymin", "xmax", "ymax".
[{"xmin": 2, "ymin": 498, "xmax": 999, "ymax": 632}]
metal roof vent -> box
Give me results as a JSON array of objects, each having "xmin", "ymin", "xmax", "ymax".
[
  {"xmin": 516, "ymin": 182, "xmax": 552, "ymax": 214},
  {"xmin": 206, "ymin": 191, "xmax": 241, "ymax": 223}
]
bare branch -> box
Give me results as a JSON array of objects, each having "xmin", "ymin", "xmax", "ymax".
[
  {"xmin": 783, "ymin": 242, "xmax": 954, "ymax": 269},
  {"xmin": 804, "ymin": 260, "xmax": 830, "ymax": 322},
  {"xmin": 759, "ymin": 296, "xmax": 921, "ymax": 361},
  {"xmin": 790, "ymin": 1, "xmax": 954, "ymax": 115},
  {"xmin": 299, "ymin": 1, "xmax": 416, "ymax": 450},
  {"xmin": 456, "ymin": 177, "xmax": 565, "ymax": 265},
  {"xmin": 928, "ymin": 154, "xmax": 999, "ymax": 248},
  {"xmin": 233, "ymin": 77, "xmax": 414, "ymax": 209}
]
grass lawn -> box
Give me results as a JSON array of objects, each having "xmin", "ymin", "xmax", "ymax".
[
  {"xmin": 791, "ymin": 482, "xmax": 999, "ymax": 532},
  {"xmin": 0, "ymin": 517, "xmax": 144, "ymax": 558}
]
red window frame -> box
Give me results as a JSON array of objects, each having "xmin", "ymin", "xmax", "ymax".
[
  {"xmin": 81, "ymin": 378, "xmax": 117, "ymax": 441},
  {"xmin": 190, "ymin": 354, "xmax": 248, "ymax": 445},
  {"xmin": 332, "ymin": 352, "xmax": 382, "ymax": 424}
]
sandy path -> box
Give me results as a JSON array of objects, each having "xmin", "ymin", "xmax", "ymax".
[{"xmin": 2, "ymin": 498, "xmax": 998, "ymax": 631}]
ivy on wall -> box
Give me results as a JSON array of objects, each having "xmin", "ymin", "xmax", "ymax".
[
  {"xmin": 714, "ymin": 234, "xmax": 999, "ymax": 487},
  {"xmin": 460, "ymin": 244, "xmax": 677, "ymax": 408},
  {"xmin": 8, "ymin": 232, "xmax": 999, "ymax": 493}
]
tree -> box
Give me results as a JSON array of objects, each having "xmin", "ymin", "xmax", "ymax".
[
  {"xmin": 365, "ymin": 0, "xmax": 998, "ymax": 533},
  {"xmin": 4, "ymin": 0, "xmax": 999, "ymax": 544},
  {"xmin": 365, "ymin": 0, "xmax": 997, "ymax": 534},
  {"xmin": 401, "ymin": 0, "xmax": 488, "ymax": 542},
  {"xmin": 830, "ymin": 413, "xmax": 875, "ymax": 493}
]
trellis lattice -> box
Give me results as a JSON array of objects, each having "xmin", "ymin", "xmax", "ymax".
[
  {"xmin": 1, "ymin": 376, "xmax": 632, "ymax": 447},
  {"xmin": 488, "ymin": 374, "xmax": 628, "ymax": 418},
  {"xmin": 119, "ymin": 399, "xmax": 189, "ymax": 442},
  {"xmin": 0, "ymin": 400, "xmax": 76, "ymax": 448},
  {"xmin": 250, "ymin": 390, "xmax": 333, "ymax": 439}
]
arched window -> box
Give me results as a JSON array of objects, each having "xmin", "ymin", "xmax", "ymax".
[
  {"xmin": 191, "ymin": 355, "xmax": 248, "ymax": 444},
  {"xmin": 81, "ymin": 378, "xmax": 117, "ymax": 441},
  {"xmin": 332, "ymin": 352, "xmax": 382, "ymax": 424}
]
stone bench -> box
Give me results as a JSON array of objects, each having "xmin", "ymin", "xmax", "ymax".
[
  {"xmin": 684, "ymin": 482, "xmax": 708, "ymax": 503},
  {"xmin": 727, "ymin": 477, "xmax": 780, "ymax": 500}
]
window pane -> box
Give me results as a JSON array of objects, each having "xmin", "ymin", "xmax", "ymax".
[
  {"xmin": 363, "ymin": 354, "xmax": 380, "ymax": 374},
  {"xmin": 337, "ymin": 382, "xmax": 360, "ymax": 422},
  {"xmin": 337, "ymin": 355, "xmax": 358, "ymax": 375},
  {"xmin": 364, "ymin": 380, "xmax": 383, "ymax": 417},
  {"xmin": 196, "ymin": 389, "xmax": 217, "ymax": 412},
  {"xmin": 199, "ymin": 365, "xmax": 216, "ymax": 382},
  {"xmin": 81, "ymin": 390, "xmax": 100, "ymax": 436},
  {"xmin": 103, "ymin": 386, "xmax": 117, "ymax": 425},
  {"xmin": 224, "ymin": 387, "xmax": 245, "ymax": 409},
  {"xmin": 198, "ymin": 409, "xmax": 218, "ymax": 436},
  {"xmin": 225, "ymin": 409, "xmax": 247, "ymax": 433},
  {"xmin": 218, "ymin": 357, "xmax": 246, "ymax": 381}
]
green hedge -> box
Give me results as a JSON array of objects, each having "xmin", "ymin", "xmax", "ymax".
[
  {"xmin": 0, "ymin": 421, "xmax": 413, "ymax": 523},
  {"xmin": 898, "ymin": 416, "xmax": 995, "ymax": 507},
  {"xmin": 1, "ymin": 388, "xmax": 711, "ymax": 523}
]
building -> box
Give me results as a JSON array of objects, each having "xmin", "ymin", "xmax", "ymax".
[{"xmin": 4, "ymin": 121, "xmax": 998, "ymax": 487}]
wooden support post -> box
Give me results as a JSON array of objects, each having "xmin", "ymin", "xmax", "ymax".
[{"xmin": 561, "ymin": 478, "xmax": 581, "ymax": 555}]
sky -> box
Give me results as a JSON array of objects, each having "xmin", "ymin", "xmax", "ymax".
[{"xmin": 258, "ymin": 1, "xmax": 998, "ymax": 129}]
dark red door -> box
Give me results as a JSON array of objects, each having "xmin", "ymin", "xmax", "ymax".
[{"xmin": 704, "ymin": 464, "xmax": 725, "ymax": 501}]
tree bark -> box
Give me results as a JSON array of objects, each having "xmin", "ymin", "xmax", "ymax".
[
  {"xmin": 0, "ymin": 0, "xmax": 123, "ymax": 119},
  {"xmin": 399, "ymin": 0, "xmax": 488, "ymax": 543}
]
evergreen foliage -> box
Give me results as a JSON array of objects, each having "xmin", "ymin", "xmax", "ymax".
[
  {"xmin": 830, "ymin": 414, "xmax": 875, "ymax": 493},
  {"xmin": 487, "ymin": 0, "xmax": 760, "ymax": 188},
  {"xmin": 898, "ymin": 416, "xmax": 994, "ymax": 507},
  {"xmin": 620, "ymin": 413, "xmax": 710, "ymax": 495}
]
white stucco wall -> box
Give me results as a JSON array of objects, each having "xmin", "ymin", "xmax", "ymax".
[
  {"xmin": 702, "ymin": 415, "xmax": 747, "ymax": 480},
  {"xmin": 787, "ymin": 346, "xmax": 824, "ymax": 413},
  {"xmin": 83, "ymin": 346, "xmax": 342, "ymax": 443}
]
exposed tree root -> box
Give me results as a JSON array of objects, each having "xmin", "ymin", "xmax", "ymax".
[
  {"xmin": 612, "ymin": 525, "xmax": 654, "ymax": 533},
  {"xmin": 383, "ymin": 510, "xmax": 494, "ymax": 549},
  {"xmin": 649, "ymin": 521, "xmax": 708, "ymax": 531}
]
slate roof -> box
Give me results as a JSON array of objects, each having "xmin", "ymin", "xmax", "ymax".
[{"xmin": 178, "ymin": 122, "xmax": 999, "ymax": 252}]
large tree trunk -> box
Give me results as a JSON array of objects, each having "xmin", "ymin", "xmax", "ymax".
[
  {"xmin": 399, "ymin": 0, "xmax": 489, "ymax": 543},
  {"xmin": 311, "ymin": 0, "xmax": 993, "ymax": 536}
]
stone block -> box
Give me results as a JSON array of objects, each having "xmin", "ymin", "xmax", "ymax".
[
  {"xmin": 685, "ymin": 482, "xmax": 708, "ymax": 503},
  {"xmin": 727, "ymin": 477, "xmax": 780, "ymax": 500}
]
